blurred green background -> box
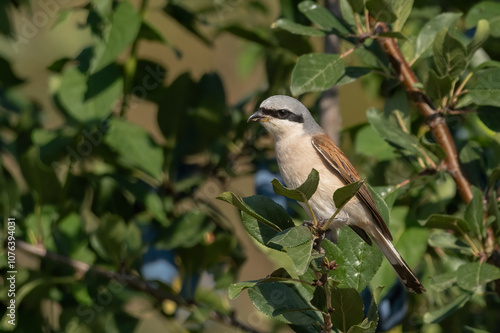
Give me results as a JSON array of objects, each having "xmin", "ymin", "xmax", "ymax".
[{"xmin": 1, "ymin": 0, "xmax": 500, "ymax": 332}]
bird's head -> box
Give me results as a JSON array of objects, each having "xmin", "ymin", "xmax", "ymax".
[{"xmin": 248, "ymin": 95, "xmax": 322, "ymax": 139}]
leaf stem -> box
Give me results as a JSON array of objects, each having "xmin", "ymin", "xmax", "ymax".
[
  {"xmin": 322, "ymin": 283, "xmax": 333, "ymax": 332},
  {"xmin": 354, "ymin": 13, "xmax": 364, "ymax": 34},
  {"xmin": 451, "ymin": 72, "xmax": 473, "ymax": 107},
  {"xmin": 304, "ymin": 198, "xmax": 319, "ymax": 228}
]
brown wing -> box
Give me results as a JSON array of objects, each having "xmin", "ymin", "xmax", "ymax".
[{"xmin": 312, "ymin": 133, "xmax": 393, "ymax": 241}]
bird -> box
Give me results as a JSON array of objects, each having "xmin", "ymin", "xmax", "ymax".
[{"xmin": 248, "ymin": 95, "xmax": 425, "ymax": 294}]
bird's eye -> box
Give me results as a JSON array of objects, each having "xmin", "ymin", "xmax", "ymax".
[{"xmin": 277, "ymin": 109, "xmax": 288, "ymax": 118}]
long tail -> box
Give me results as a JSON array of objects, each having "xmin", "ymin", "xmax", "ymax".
[{"xmin": 370, "ymin": 227, "xmax": 426, "ymax": 294}]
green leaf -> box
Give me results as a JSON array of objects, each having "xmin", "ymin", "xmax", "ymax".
[
  {"xmin": 125, "ymin": 221, "xmax": 142, "ymax": 255},
  {"xmin": 411, "ymin": 12, "xmax": 462, "ymax": 63},
  {"xmin": 331, "ymin": 288, "xmax": 365, "ymax": 332},
  {"xmin": 228, "ymin": 268, "xmax": 295, "ymax": 299},
  {"xmin": 248, "ymin": 282, "xmax": 322, "ymax": 325},
  {"xmin": 367, "ymin": 184, "xmax": 391, "ymax": 226},
  {"xmin": 368, "ymin": 285, "xmax": 383, "ymax": 319},
  {"xmin": 0, "ymin": 5, "xmax": 11, "ymax": 36},
  {"xmin": 229, "ymin": 281, "xmax": 261, "ymax": 300},
  {"xmin": 366, "ymin": 107, "xmax": 423, "ymax": 157},
  {"xmin": 393, "ymin": 0, "xmax": 414, "ymax": 31},
  {"xmin": 104, "ymin": 118, "xmax": 164, "ymax": 180},
  {"xmin": 477, "ymin": 105, "xmax": 500, "ymax": 132},
  {"xmin": 156, "ymin": 211, "xmax": 213, "ymax": 249},
  {"xmin": 467, "ymin": 19, "xmax": 490, "ymax": 55},
  {"xmin": 268, "ymin": 226, "xmax": 313, "ymax": 247},
  {"xmin": 456, "ymin": 262, "xmax": 500, "ymax": 291},
  {"xmin": 145, "ymin": 192, "xmax": 169, "ymax": 226},
  {"xmin": 433, "ymin": 29, "xmax": 468, "ymax": 79},
  {"xmin": 163, "ymin": 2, "xmax": 210, "ymax": 45},
  {"xmin": 272, "ymin": 18, "xmax": 325, "ymax": 36},
  {"xmin": 466, "ymin": 1, "xmax": 500, "ymax": 37},
  {"xmin": 347, "ymin": 319, "xmax": 377, "ymax": 333},
  {"xmin": 158, "ymin": 73, "xmax": 196, "ymax": 142},
  {"xmin": 92, "ymin": 0, "xmax": 142, "ymax": 72},
  {"xmin": 298, "ymin": 1, "xmax": 351, "ymax": 35},
  {"xmin": 138, "ymin": 20, "xmax": 165, "ymax": 42},
  {"xmin": 427, "ymin": 230, "xmax": 473, "ymax": 255},
  {"xmin": 333, "ymin": 180, "xmax": 364, "ymax": 213},
  {"xmin": 347, "ymin": 0, "xmax": 364, "ymax": 13},
  {"xmin": 423, "ymin": 291, "xmax": 472, "ymax": 323},
  {"xmin": 58, "ymin": 65, "xmax": 123, "ymax": 123},
  {"xmin": 291, "ymin": 53, "xmax": 345, "ymax": 96},
  {"xmin": 376, "ymin": 31, "xmax": 407, "ymax": 39},
  {"xmin": 366, "ymin": 0, "xmax": 397, "ymax": 23},
  {"xmin": 355, "ymin": 125, "xmax": 398, "ymax": 161},
  {"xmin": 467, "ymin": 68, "xmax": 500, "ymax": 107},
  {"xmin": 271, "ymin": 168, "xmax": 320, "ymax": 202},
  {"xmin": 217, "ymin": 192, "xmax": 292, "ymax": 232},
  {"xmin": 219, "ymin": 25, "xmax": 275, "ymax": 47},
  {"xmin": 286, "ymin": 241, "xmax": 315, "ymax": 275},
  {"xmin": 425, "ymin": 70, "xmax": 453, "ymax": 104},
  {"xmin": 90, "ymin": 213, "xmax": 127, "ymax": 262},
  {"xmin": 0, "ymin": 56, "xmax": 24, "ymax": 86},
  {"xmin": 323, "ymin": 229, "xmax": 383, "ymax": 292},
  {"xmin": 335, "ymin": 67, "xmax": 372, "ymax": 86},
  {"xmin": 463, "ymin": 326, "xmax": 491, "ymax": 333},
  {"xmin": 430, "ymin": 271, "xmax": 457, "ymax": 292},
  {"xmin": 464, "ymin": 186, "xmax": 485, "ymax": 238},
  {"xmin": 421, "ymin": 214, "xmax": 469, "ymax": 233}
]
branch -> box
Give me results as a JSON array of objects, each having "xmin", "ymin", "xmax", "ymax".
[
  {"xmin": 15, "ymin": 240, "xmax": 265, "ymax": 333},
  {"xmin": 374, "ymin": 22, "xmax": 473, "ymax": 204},
  {"xmin": 372, "ymin": 22, "xmax": 500, "ymax": 288}
]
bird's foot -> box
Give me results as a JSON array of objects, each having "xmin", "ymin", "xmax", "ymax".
[
  {"xmin": 302, "ymin": 219, "xmax": 330, "ymax": 229},
  {"xmin": 303, "ymin": 217, "xmax": 347, "ymax": 231}
]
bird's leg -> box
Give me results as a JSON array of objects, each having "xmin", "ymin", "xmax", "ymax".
[
  {"xmin": 303, "ymin": 219, "xmax": 331, "ymax": 229},
  {"xmin": 303, "ymin": 219, "xmax": 330, "ymax": 253}
]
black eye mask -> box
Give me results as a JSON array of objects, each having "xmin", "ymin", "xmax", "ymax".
[{"xmin": 259, "ymin": 107, "xmax": 304, "ymax": 123}]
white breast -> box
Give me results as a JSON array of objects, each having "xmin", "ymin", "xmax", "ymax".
[{"xmin": 274, "ymin": 134, "xmax": 348, "ymax": 221}]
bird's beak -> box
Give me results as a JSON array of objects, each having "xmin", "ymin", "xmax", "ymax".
[{"xmin": 248, "ymin": 108, "xmax": 268, "ymax": 123}]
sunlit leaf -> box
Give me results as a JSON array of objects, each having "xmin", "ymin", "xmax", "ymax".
[
  {"xmin": 271, "ymin": 168, "xmax": 320, "ymax": 202},
  {"xmin": 291, "ymin": 53, "xmax": 345, "ymax": 96},
  {"xmin": 58, "ymin": 65, "xmax": 123, "ymax": 123},
  {"xmin": 272, "ymin": 18, "xmax": 325, "ymax": 36},
  {"xmin": 467, "ymin": 19, "xmax": 490, "ymax": 55},
  {"xmin": 92, "ymin": 0, "xmax": 141, "ymax": 72},
  {"xmin": 248, "ymin": 282, "xmax": 322, "ymax": 325},
  {"xmin": 268, "ymin": 226, "xmax": 313, "ymax": 247},
  {"xmin": 411, "ymin": 13, "xmax": 462, "ymax": 63},
  {"xmin": 331, "ymin": 288, "xmax": 364, "ymax": 332},
  {"xmin": 323, "ymin": 228, "xmax": 383, "ymax": 292},
  {"xmin": 433, "ymin": 29, "xmax": 468, "ymax": 79},
  {"xmin": 298, "ymin": 1, "xmax": 351, "ymax": 35}
]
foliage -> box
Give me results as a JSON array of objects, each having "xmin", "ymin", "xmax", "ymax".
[
  {"xmin": 0, "ymin": 0, "xmax": 271, "ymax": 331},
  {"xmin": 220, "ymin": 169, "xmax": 381, "ymax": 332},
  {"xmin": 219, "ymin": 0, "xmax": 500, "ymax": 332},
  {"xmin": 0, "ymin": 0, "xmax": 500, "ymax": 332}
]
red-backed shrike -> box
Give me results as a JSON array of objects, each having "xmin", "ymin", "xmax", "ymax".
[{"xmin": 248, "ymin": 95, "xmax": 425, "ymax": 294}]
